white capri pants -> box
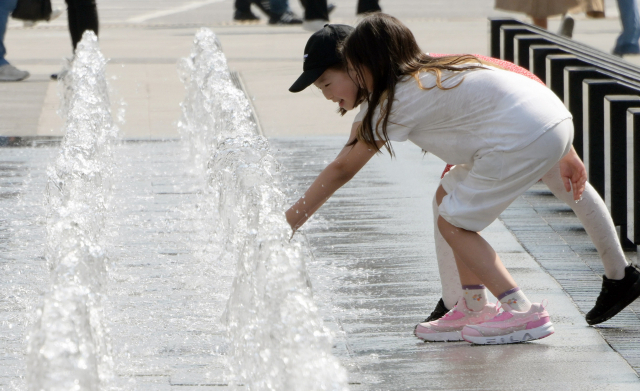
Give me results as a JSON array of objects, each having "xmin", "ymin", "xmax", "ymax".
[{"xmin": 439, "ymin": 119, "xmax": 574, "ymax": 232}]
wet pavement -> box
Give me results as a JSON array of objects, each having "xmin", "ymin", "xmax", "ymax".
[
  {"xmin": 2, "ymin": 139, "xmax": 639, "ymax": 389},
  {"xmin": 0, "ymin": 144, "xmax": 231, "ymax": 389}
]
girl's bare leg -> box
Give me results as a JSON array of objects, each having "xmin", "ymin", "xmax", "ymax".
[{"xmin": 435, "ymin": 185, "xmax": 517, "ymax": 297}]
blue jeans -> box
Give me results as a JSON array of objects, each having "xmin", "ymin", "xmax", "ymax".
[
  {"xmin": 270, "ymin": 0, "xmax": 290, "ymax": 16},
  {"xmin": 0, "ymin": 0, "xmax": 18, "ymax": 66},
  {"xmin": 615, "ymin": 0, "xmax": 640, "ymax": 54}
]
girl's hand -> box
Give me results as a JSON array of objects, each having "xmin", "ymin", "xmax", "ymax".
[
  {"xmin": 284, "ymin": 122, "xmax": 384, "ymax": 234},
  {"xmin": 286, "ymin": 211, "xmax": 297, "ymax": 240},
  {"xmin": 558, "ymin": 146, "xmax": 587, "ymax": 201}
]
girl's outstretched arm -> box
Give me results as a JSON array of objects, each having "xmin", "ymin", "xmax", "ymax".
[{"xmin": 286, "ymin": 121, "xmax": 386, "ymax": 234}]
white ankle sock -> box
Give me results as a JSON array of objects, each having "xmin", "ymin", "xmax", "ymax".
[
  {"xmin": 462, "ymin": 284, "xmax": 488, "ymax": 311},
  {"xmin": 498, "ymin": 287, "xmax": 531, "ymax": 312}
]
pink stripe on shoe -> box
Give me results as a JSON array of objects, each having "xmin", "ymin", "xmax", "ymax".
[
  {"xmin": 442, "ymin": 310, "xmax": 465, "ymax": 321},
  {"xmin": 487, "ymin": 311, "xmax": 513, "ymax": 323},
  {"xmin": 526, "ymin": 316, "xmax": 550, "ymax": 330}
]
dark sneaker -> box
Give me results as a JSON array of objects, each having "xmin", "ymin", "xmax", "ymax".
[
  {"xmin": 424, "ymin": 298, "xmax": 449, "ymax": 322},
  {"xmin": 269, "ymin": 11, "xmax": 303, "ymax": 25},
  {"xmin": 413, "ymin": 298, "xmax": 449, "ymax": 334},
  {"xmin": 234, "ymin": 9, "xmax": 260, "ymax": 21},
  {"xmin": 586, "ymin": 265, "xmax": 640, "ymax": 325},
  {"xmin": 50, "ymin": 69, "xmax": 68, "ymax": 81}
]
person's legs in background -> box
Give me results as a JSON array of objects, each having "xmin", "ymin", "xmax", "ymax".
[
  {"xmin": 301, "ymin": 0, "xmax": 328, "ymax": 31},
  {"xmin": 0, "ymin": 0, "xmax": 29, "ymax": 81},
  {"xmin": 583, "ymin": 0, "xmax": 605, "ymax": 18},
  {"xmin": 530, "ymin": 15, "xmax": 575, "ymax": 38},
  {"xmin": 51, "ymin": 0, "xmax": 99, "ymax": 80},
  {"xmin": 614, "ymin": 0, "xmax": 640, "ymax": 55},
  {"xmin": 66, "ymin": 0, "xmax": 99, "ymax": 50},
  {"xmin": 530, "ymin": 17, "xmax": 548, "ymax": 29},
  {"xmin": 268, "ymin": 0, "xmax": 302, "ymax": 25},
  {"xmin": 234, "ymin": 0, "xmax": 272, "ymax": 21},
  {"xmin": 0, "ymin": 0, "xmax": 17, "ymax": 67},
  {"xmin": 234, "ymin": 0, "xmax": 259, "ymax": 21},
  {"xmin": 356, "ymin": 0, "xmax": 381, "ymax": 15}
]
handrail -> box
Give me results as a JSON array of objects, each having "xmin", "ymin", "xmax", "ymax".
[{"xmin": 489, "ymin": 17, "xmax": 640, "ymax": 248}]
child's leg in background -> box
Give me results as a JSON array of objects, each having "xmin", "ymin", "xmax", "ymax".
[
  {"xmin": 432, "ymin": 194, "xmax": 463, "ymax": 310},
  {"xmin": 541, "ymin": 166, "xmax": 628, "ymax": 279}
]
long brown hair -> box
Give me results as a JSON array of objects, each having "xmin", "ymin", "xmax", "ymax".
[{"xmin": 343, "ymin": 13, "xmax": 485, "ymax": 156}]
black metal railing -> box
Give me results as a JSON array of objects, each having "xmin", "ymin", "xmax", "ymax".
[{"xmin": 490, "ymin": 17, "xmax": 640, "ymax": 249}]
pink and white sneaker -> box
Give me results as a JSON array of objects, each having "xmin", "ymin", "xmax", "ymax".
[
  {"xmin": 414, "ymin": 298, "xmax": 499, "ymax": 342},
  {"xmin": 461, "ymin": 301, "xmax": 554, "ymax": 345}
]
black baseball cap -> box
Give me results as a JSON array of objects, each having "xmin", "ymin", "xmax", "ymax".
[{"xmin": 289, "ymin": 24, "xmax": 354, "ymax": 93}]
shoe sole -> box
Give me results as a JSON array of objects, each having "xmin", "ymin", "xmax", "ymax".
[
  {"xmin": 587, "ymin": 276, "xmax": 640, "ymax": 325},
  {"xmin": 415, "ymin": 330, "xmax": 464, "ymax": 342},
  {"xmin": 461, "ymin": 322, "xmax": 554, "ymax": 345}
]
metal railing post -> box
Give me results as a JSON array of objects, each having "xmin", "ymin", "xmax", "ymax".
[
  {"xmin": 514, "ymin": 35, "xmax": 551, "ymax": 68},
  {"xmin": 545, "ymin": 55, "xmax": 587, "ymax": 97},
  {"xmin": 489, "ymin": 17, "xmax": 640, "ymax": 246},
  {"xmin": 564, "ymin": 67, "xmax": 609, "ymax": 158},
  {"xmin": 582, "ymin": 80, "xmax": 636, "ymax": 196},
  {"xmin": 604, "ymin": 96, "xmax": 640, "ymax": 248},
  {"xmin": 529, "ymin": 45, "xmax": 565, "ymax": 82},
  {"xmin": 627, "ymin": 108, "xmax": 640, "ymax": 245}
]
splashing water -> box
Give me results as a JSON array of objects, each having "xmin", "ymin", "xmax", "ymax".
[
  {"xmin": 177, "ymin": 28, "xmax": 349, "ymax": 391},
  {"xmin": 26, "ymin": 31, "xmax": 118, "ymax": 391}
]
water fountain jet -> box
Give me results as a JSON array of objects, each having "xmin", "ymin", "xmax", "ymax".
[
  {"xmin": 26, "ymin": 31, "xmax": 118, "ymax": 391},
  {"xmin": 177, "ymin": 28, "xmax": 349, "ymax": 391}
]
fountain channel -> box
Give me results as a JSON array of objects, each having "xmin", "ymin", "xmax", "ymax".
[{"xmin": 0, "ymin": 29, "xmax": 348, "ymax": 390}]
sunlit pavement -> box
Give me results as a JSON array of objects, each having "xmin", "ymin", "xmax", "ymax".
[{"xmin": 1, "ymin": 0, "xmax": 640, "ymax": 389}]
